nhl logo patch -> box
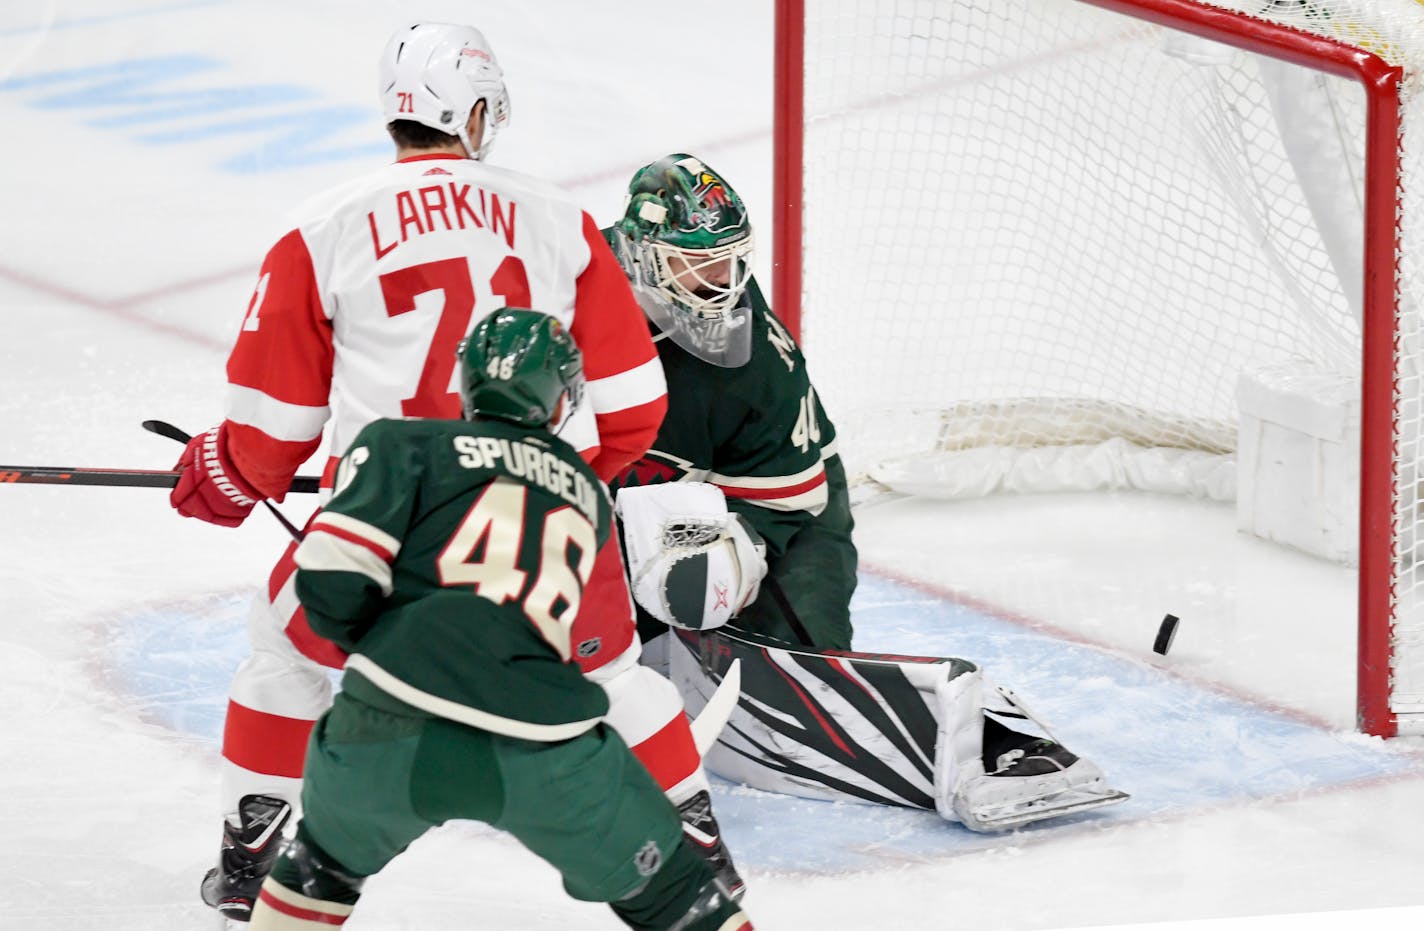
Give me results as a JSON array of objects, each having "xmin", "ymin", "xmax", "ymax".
[
  {"xmin": 634, "ymin": 840, "xmax": 662, "ymax": 877},
  {"xmin": 577, "ymin": 637, "xmax": 602, "ymax": 658}
]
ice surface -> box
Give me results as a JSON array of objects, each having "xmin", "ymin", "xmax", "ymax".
[{"xmin": 3, "ymin": 3, "xmax": 1424, "ymax": 930}]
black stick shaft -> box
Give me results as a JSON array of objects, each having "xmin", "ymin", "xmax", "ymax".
[
  {"xmin": 763, "ymin": 575, "xmax": 818, "ymax": 647},
  {"xmin": 0, "ymin": 466, "xmax": 321, "ymax": 493},
  {"xmin": 141, "ymin": 419, "xmax": 311, "ymax": 542}
]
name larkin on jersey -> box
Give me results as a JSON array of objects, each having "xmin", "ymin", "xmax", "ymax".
[
  {"xmin": 453, "ymin": 436, "xmax": 598, "ymax": 523},
  {"xmin": 367, "ymin": 183, "xmax": 517, "ymax": 259}
]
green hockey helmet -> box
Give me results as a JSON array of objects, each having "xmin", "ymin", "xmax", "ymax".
[
  {"xmin": 613, "ymin": 154, "xmax": 755, "ymax": 367},
  {"xmin": 457, "ymin": 308, "xmax": 584, "ymax": 430}
]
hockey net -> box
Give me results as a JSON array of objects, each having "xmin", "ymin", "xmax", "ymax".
[{"xmin": 774, "ymin": 0, "xmax": 1424, "ymax": 736}]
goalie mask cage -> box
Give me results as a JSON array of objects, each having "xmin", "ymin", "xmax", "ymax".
[{"xmin": 772, "ymin": 0, "xmax": 1424, "ymax": 737}]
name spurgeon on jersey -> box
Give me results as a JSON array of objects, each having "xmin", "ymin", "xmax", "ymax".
[{"xmin": 454, "ymin": 434, "xmax": 600, "ymax": 523}]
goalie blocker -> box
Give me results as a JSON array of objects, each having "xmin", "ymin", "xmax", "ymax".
[{"xmin": 669, "ymin": 627, "xmax": 1128, "ymax": 832}]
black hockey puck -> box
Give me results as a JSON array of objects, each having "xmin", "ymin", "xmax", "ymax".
[{"xmin": 1153, "ymin": 614, "xmax": 1180, "ymax": 655}]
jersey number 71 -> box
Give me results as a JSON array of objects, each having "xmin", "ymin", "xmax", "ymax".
[{"xmin": 380, "ymin": 255, "xmax": 532, "ymax": 418}]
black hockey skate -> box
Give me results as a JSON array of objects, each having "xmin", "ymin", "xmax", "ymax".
[
  {"xmin": 953, "ymin": 719, "xmax": 1129, "ymax": 832},
  {"xmin": 990, "ymin": 736, "xmax": 1081, "ymax": 776},
  {"xmin": 199, "ymin": 794, "xmax": 293, "ymax": 923},
  {"xmin": 981, "ymin": 716, "xmax": 1084, "ymax": 776},
  {"xmin": 676, "ymin": 789, "xmax": 746, "ymax": 901}
]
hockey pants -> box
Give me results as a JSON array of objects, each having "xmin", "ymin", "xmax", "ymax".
[{"xmin": 252, "ymin": 691, "xmax": 737, "ymax": 930}]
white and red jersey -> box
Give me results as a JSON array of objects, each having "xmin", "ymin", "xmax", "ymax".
[{"xmin": 222, "ymin": 152, "xmax": 666, "ymax": 497}]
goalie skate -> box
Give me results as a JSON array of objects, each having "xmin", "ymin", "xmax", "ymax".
[{"xmin": 952, "ymin": 739, "xmax": 1128, "ymax": 832}]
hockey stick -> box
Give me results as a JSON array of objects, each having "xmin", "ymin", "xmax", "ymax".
[
  {"xmin": 142, "ymin": 420, "xmax": 310, "ymax": 543},
  {"xmin": 761, "ymin": 574, "xmax": 818, "ymax": 647},
  {"xmin": 0, "ymin": 465, "xmax": 286, "ymax": 489},
  {"xmin": 688, "ymin": 658, "xmax": 741, "ymax": 755}
]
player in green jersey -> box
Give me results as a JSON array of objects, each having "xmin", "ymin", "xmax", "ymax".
[
  {"xmin": 600, "ymin": 158, "xmax": 1128, "ymax": 833},
  {"xmin": 246, "ymin": 309, "xmax": 751, "ymax": 931},
  {"xmin": 605, "ymin": 154, "xmax": 856, "ymax": 651}
]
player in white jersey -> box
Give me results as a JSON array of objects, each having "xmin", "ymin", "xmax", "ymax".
[{"xmin": 168, "ymin": 23, "xmax": 742, "ymax": 921}]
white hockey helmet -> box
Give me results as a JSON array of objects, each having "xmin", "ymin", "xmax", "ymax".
[{"xmin": 378, "ymin": 23, "xmax": 512, "ymax": 160}]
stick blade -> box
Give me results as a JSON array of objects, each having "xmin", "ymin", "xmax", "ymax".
[
  {"xmin": 690, "ymin": 658, "xmax": 741, "ymax": 756},
  {"xmin": 141, "ymin": 419, "xmax": 192, "ymax": 444}
]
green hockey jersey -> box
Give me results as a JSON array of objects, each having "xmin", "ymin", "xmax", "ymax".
[
  {"xmin": 612, "ymin": 276, "xmax": 838, "ymax": 553},
  {"xmin": 293, "ymin": 417, "xmax": 613, "ymax": 741},
  {"xmin": 604, "ymin": 256, "xmax": 858, "ymax": 648}
]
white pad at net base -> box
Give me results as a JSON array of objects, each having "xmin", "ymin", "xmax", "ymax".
[{"xmin": 871, "ymin": 439, "xmax": 1236, "ymax": 501}]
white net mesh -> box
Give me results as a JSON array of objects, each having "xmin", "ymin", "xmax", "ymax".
[{"xmin": 795, "ymin": 0, "xmax": 1424, "ymax": 730}]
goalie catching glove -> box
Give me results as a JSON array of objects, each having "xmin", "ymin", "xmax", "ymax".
[{"xmin": 616, "ymin": 483, "xmax": 767, "ymax": 630}]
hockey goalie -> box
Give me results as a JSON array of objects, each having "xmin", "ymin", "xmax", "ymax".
[{"xmin": 617, "ymin": 482, "xmax": 1129, "ymax": 832}]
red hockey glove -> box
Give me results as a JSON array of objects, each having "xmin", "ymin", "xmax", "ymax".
[{"xmin": 170, "ymin": 424, "xmax": 262, "ymax": 527}]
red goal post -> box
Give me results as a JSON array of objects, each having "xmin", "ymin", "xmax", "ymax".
[{"xmin": 772, "ymin": 0, "xmax": 1424, "ymax": 737}]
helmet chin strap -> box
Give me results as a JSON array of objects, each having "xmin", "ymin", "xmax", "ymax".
[
  {"xmin": 549, "ymin": 391, "xmax": 574, "ymax": 436},
  {"xmin": 457, "ymin": 127, "xmax": 478, "ymax": 159},
  {"xmin": 457, "ymin": 102, "xmax": 490, "ymax": 161}
]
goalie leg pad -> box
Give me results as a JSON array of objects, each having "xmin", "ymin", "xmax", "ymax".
[
  {"xmin": 671, "ymin": 628, "xmax": 1126, "ymax": 830},
  {"xmin": 939, "ymin": 674, "xmax": 1128, "ymax": 832},
  {"xmin": 672, "ymin": 627, "xmax": 959, "ymax": 809}
]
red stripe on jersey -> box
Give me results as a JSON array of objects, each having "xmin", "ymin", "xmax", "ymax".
[
  {"xmin": 575, "ymin": 442, "xmax": 602, "ymax": 472},
  {"xmin": 570, "ymin": 212, "xmax": 666, "ymax": 480},
  {"xmin": 717, "ymin": 469, "xmax": 827, "ymax": 502},
  {"xmin": 627, "ymin": 712, "xmax": 701, "ymax": 792},
  {"xmin": 285, "ymin": 604, "xmax": 349, "ymax": 670},
  {"xmin": 227, "ymin": 230, "xmax": 334, "ymax": 409},
  {"xmin": 260, "ymin": 509, "xmax": 346, "ymax": 669},
  {"xmin": 224, "ymin": 229, "xmax": 332, "ymax": 498},
  {"xmin": 308, "ymin": 519, "xmax": 396, "ymax": 563},
  {"xmin": 222, "ymin": 699, "xmax": 315, "ymax": 778},
  {"xmin": 225, "ymin": 421, "xmax": 322, "ymax": 502},
  {"xmin": 257, "ymin": 887, "xmax": 349, "ymax": 926},
  {"xmin": 321, "ymin": 455, "xmax": 340, "ymax": 490},
  {"xmin": 396, "ymin": 153, "xmax": 463, "ymax": 164},
  {"xmin": 571, "ymin": 212, "xmax": 658, "ymax": 381},
  {"xmin": 591, "ymin": 395, "xmax": 668, "ymax": 483},
  {"xmin": 570, "ymin": 531, "xmax": 637, "ymax": 674},
  {"xmin": 267, "ymin": 537, "xmax": 302, "ymax": 604}
]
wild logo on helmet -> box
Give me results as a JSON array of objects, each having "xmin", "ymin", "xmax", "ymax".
[{"xmin": 693, "ymin": 169, "xmax": 734, "ymax": 211}]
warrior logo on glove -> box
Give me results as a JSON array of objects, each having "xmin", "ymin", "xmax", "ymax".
[{"xmin": 170, "ymin": 425, "xmax": 262, "ymax": 527}]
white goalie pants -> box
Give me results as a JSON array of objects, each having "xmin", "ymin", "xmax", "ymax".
[{"xmin": 218, "ymin": 534, "xmax": 710, "ymax": 817}]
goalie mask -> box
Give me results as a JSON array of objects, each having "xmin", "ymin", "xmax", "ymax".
[
  {"xmin": 457, "ymin": 308, "xmax": 584, "ymax": 431},
  {"xmin": 613, "ymin": 154, "xmax": 755, "ymax": 367},
  {"xmin": 379, "ymin": 23, "xmax": 512, "ymax": 160}
]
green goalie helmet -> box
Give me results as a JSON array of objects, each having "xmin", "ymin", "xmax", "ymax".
[
  {"xmin": 457, "ymin": 308, "xmax": 584, "ymax": 430},
  {"xmin": 613, "ymin": 154, "xmax": 756, "ymax": 367}
]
